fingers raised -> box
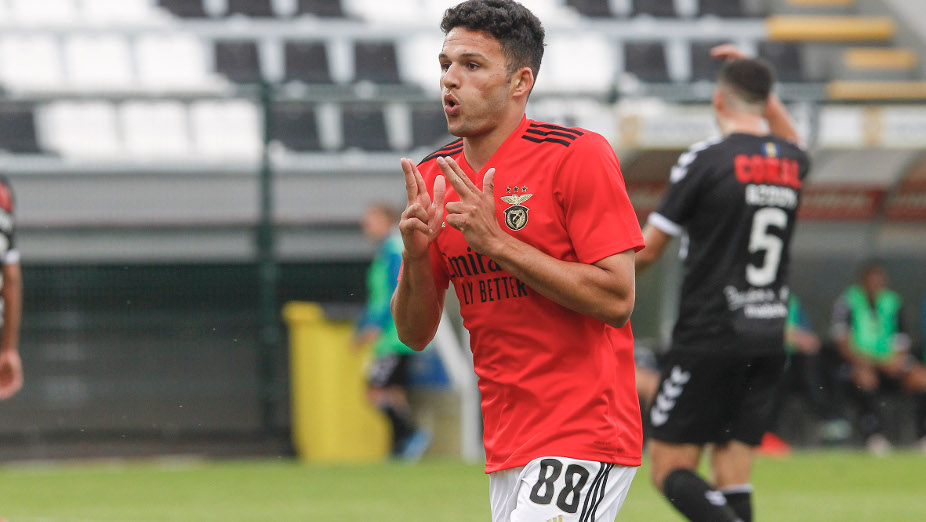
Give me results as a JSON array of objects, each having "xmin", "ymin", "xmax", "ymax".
[
  {"xmin": 401, "ymin": 158, "xmax": 418, "ymax": 204},
  {"xmin": 483, "ymin": 168, "xmax": 496, "ymax": 198},
  {"xmin": 437, "ymin": 157, "xmax": 478, "ymax": 198}
]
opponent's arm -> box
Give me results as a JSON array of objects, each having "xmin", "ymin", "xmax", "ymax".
[
  {"xmin": 439, "ymin": 157, "xmax": 635, "ymax": 329},
  {"xmin": 0, "ymin": 261, "xmax": 23, "ymax": 400},
  {"xmin": 391, "ymin": 159, "xmax": 447, "ymax": 350},
  {"xmin": 635, "ymin": 223, "xmax": 673, "ymax": 275},
  {"xmin": 711, "ymin": 44, "xmax": 805, "ymax": 147}
]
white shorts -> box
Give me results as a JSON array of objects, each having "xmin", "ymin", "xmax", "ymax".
[{"xmin": 489, "ymin": 456, "xmax": 637, "ymax": 522}]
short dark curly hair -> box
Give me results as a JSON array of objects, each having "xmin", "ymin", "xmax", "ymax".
[
  {"xmin": 440, "ymin": 0, "xmax": 545, "ymax": 80},
  {"xmin": 718, "ymin": 58, "xmax": 775, "ymax": 105}
]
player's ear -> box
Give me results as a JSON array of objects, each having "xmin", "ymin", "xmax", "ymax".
[
  {"xmin": 510, "ymin": 67, "xmax": 534, "ymax": 99},
  {"xmin": 711, "ymin": 87, "xmax": 724, "ymax": 113}
]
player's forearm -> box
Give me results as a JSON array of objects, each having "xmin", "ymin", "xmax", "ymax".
[
  {"xmin": 391, "ymin": 253, "xmax": 443, "ymax": 351},
  {"xmin": 486, "ymin": 236, "xmax": 635, "ymax": 328},
  {"xmin": 765, "ymin": 95, "xmax": 803, "ymax": 146},
  {"xmin": 0, "ymin": 263, "xmax": 21, "ymax": 354}
]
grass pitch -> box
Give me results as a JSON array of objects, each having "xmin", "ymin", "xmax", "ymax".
[{"xmin": 1, "ymin": 451, "xmax": 924, "ymax": 521}]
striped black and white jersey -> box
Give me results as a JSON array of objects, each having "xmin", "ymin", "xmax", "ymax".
[{"xmin": 649, "ymin": 133, "xmax": 811, "ymax": 355}]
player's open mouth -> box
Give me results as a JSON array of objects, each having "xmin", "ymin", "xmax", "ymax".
[{"xmin": 444, "ymin": 95, "xmax": 460, "ymax": 116}]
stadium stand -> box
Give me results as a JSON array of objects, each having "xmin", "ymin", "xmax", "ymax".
[
  {"xmin": 296, "ymin": 0, "xmax": 347, "ymax": 18},
  {"xmin": 0, "ymin": 104, "xmax": 40, "ymax": 154},
  {"xmin": 215, "ymin": 40, "xmax": 264, "ymax": 84},
  {"xmin": 283, "ymin": 41, "xmax": 333, "ymax": 84}
]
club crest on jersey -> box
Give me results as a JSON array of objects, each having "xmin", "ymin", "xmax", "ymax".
[{"xmin": 500, "ymin": 193, "xmax": 532, "ymax": 231}]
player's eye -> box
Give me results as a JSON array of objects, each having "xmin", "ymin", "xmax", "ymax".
[
  {"xmin": 440, "ymin": 61, "xmax": 450, "ymax": 72},
  {"xmin": 466, "ymin": 62, "xmax": 479, "ymax": 70}
]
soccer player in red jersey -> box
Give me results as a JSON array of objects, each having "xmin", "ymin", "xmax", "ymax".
[
  {"xmin": 391, "ymin": 1, "xmax": 644, "ymax": 520},
  {"xmin": 0, "ymin": 175, "xmax": 22, "ymax": 402}
]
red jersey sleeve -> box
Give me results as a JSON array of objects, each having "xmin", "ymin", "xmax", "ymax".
[{"xmin": 556, "ymin": 132, "xmax": 644, "ymax": 264}]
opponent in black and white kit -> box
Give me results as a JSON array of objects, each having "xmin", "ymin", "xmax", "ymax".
[
  {"xmin": 0, "ymin": 173, "xmax": 23, "ymax": 401},
  {"xmin": 635, "ymin": 45, "xmax": 810, "ymax": 522}
]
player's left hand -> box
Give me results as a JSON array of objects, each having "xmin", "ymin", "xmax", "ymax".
[
  {"xmin": 437, "ymin": 156, "xmax": 506, "ymax": 256},
  {"xmin": 0, "ymin": 349, "xmax": 23, "ymax": 400}
]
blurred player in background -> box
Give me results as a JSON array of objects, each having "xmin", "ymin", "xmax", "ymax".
[
  {"xmin": 355, "ymin": 203, "xmax": 430, "ymax": 461},
  {"xmin": 0, "ymin": 175, "xmax": 21, "ymax": 402},
  {"xmin": 635, "ymin": 45, "xmax": 809, "ymax": 522},
  {"xmin": 392, "ymin": 1, "xmax": 644, "ymax": 520},
  {"xmin": 831, "ymin": 260, "xmax": 926, "ymax": 454}
]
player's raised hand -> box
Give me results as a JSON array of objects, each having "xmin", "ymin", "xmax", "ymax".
[
  {"xmin": 399, "ymin": 158, "xmax": 445, "ymax": 259},
  {"xmin": 711, "ymin": 43, "xmax": 749, "ymax": 62},
  {"xmin": 439, "ymin": 157, "xmax": 504, "ymax": 255}
]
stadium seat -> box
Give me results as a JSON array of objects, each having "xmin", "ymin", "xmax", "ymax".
[
  {"xmin": 81, "ymin": 0, "xmax": 156, "ymax": 23},
  {"xmin": 283, "ymin": 41, "xmax": 333, "ymax": 84},
  {"xmin": 689, "ymin": 40, "xmax": 728, "ymax": 81},
  {"xmin": 136, "ymin": 34, "xmax": 214, "ymax": 90},
  {"xmin": 411, "ymin": 105, "xmax": 450, "ymax": 149},
  {"xmin": 156, "ymin": 0, "xmax": 208, "ymax": 18},
  {"xmin": 189, "ymin": 100, "xmax": 262, "ymax": 159},
  {"xmin": 624, "ymin": 41, "xmax": 670, "ymax": 82},
  {"xmin": 214, "ymin": 40, "xmax": 263, "ymax": 84},
  {"xmin": 354, "ymin": 42, "xmax": 402, "ymax": 84},
  {"xmin": 226, "ymin": 0, "xmax": 275, "ymax": 18},
  {"xmin": 341, "ymin": 104, "xmax": 390, "ymax": 151},
  {"xmin": 296, "ymin": 0, "xmax": 346, "ymax": 17},
  {"xmin": 398, "ymin": 36, "xmax": 443, "ymax": 94},
  {"xmin": 120, "ymin": 101, "xmax": 191, "ymax": 158},
  {"xmin": 8, "ymin": 0, "xmax": 78, "ymax": 24},
  {"xmin": 343, "ymin": 0, "xmax": 419, "ymax": 23},
  {"xmin": 631, "ymin": 0, "xmax": 678, "ymax": 18},
  {"xmin": 271, "ymin": 103, "xmax": 322, "ymax": 152},
  {"xmin": 565, "ymin": 0, "xmax": 614, "ymax": 18},
  {"xmin": 537, "ymin": 35, "xmax": 615, "ymax": 93},
  {"xmin": 0, "ymin": 105, "xmax": 41, "ymax": 154},
  {"xmin": 0, "ymin": 35, "xmax": 63, "ymax": 91},
  {"xmin": 758, "ymin": 41, "xmax": 805, "ymax": 82},
  {"xmin": 698, "ymin": 0, "xmax": 746, "ymax": 18},
  {"xmin": 38, "ymin": 101, "xmax": 121, "ymax": 158},
  {"xmin": 65, "ymin": 34, "xmax": 134, "ymax": 90}
]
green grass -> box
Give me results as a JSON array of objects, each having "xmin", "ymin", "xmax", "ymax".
[{"xmin": 0, "ymin": 451, "xmax": 924, "ymax": 521}]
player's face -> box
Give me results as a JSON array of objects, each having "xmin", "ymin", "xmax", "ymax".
[{"xmin": 438, "ymin": 28, "xmax": 513, "ymax": 139}]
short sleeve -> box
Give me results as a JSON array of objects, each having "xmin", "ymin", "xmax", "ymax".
[
  {"xmin": 557, "ymin": 133, "xmax": 644, "ymax": 264},
  {"xmin": 649, "ymin": 140, "xmax": 714, "ymax": 236}
]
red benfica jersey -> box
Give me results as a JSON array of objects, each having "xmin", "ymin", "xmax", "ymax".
[{"xmin": 418, "ymin": 116, "xmax": 645, "ymax": 473}]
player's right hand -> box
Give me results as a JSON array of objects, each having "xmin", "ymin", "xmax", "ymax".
[
  {"xmin": 399, "ymin": 158, "xmax": 446, "ymax": 260},
  {"xmin": 0, "ymin": 349, "xmax": 23, "ymax": 400}
]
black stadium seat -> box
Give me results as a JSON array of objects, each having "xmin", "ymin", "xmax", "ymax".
[
  {"xmin": 632, "ymin": 0, "xmax": 677, "ymax": 18},
  {"xmin": 157, "ymin": 0, "xmax": 207, "ymax": 18},
  {"xmin": 214, "ymin": 40, "xmax": 263, "ymax": 84},
  {"xmin": 271, "ymin": 103, "xmax": 322, "ymax": 152},
  {"xmin": 411, "ymin": 105, "xmax": 451, "ymax": 149},
  {"xmin": 624, "ymin": 41, "xmax": 670, "ymax": 82},
  {"xmin": 341, "ymin": 104, "xmax": 390, "ymax": 151},
  {"xmin": 296, "ymin": 0, "xmax": 345, "ymax": 17},
  {"xmin": 698, "ymin": 0, "xmax": 746, "ymax": 18},
  {"xmin": 689, "ymin": 40, "xmax": 728, "ymax": 81},
  {"xmin": 354, "ymin": 42, "xmax": 402, "ymax": 84},
  {"xmin": 284, "ymin": 41, "xmax": 333, "ymax": 84},
  {"xmin": 758, "ymin": 41, "xmax": 804, "ymax": 82},
  {"xmin": 566, "ymin": 0, "xmax": 614, "ymax": 18},
  {"xmin": 0, "ymin": 105, "xmax": 41, "ymax": 154},
  {"xmin": 226, "ymin": 0, "xmax": 275, "ymax": 17}
]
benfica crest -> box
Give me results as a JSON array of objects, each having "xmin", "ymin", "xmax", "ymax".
[{"xmin": 500, "ymin": 193, "xmax": 532, "ymax": 231}]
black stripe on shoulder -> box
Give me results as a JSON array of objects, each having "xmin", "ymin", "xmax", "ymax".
[
  {"xmin": 437, "ymin": 138, "xmax": 463, "ymax": 152},
  {"xmin": 419, "ymin": 146, "xmax": 463, "ymax": 165},
  {"xmin": 521, "ymin": 135, "xmax": 572, "ymax": 148},
  {"xmin": 529, "ymin": 123, "xmax": 584, "ymax": 137},
  {"xmin": 524, "ymin": 127, "xmax": 579, "ymax": 141}
]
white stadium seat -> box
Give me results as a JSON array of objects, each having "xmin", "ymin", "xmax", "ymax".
[
  {"xmin": 8, "ymin": 0, "xmax": 78, "ymax": 24},
  {"xmin": 534, "ymin": 34, "xmax": 615, "ymax": 93},
  {"xmin": 80, "ymin": 0, "xmax": 160, "ymax": 24},
  {"xmin": 120, "ymin": 101, "xmax": 192, "ymax": 158},
  {"xmin": 0, "ymin": 35, "xmax": 64, "ymax": 91},
  {"xmin": 65, "ymin": 34, "xmax": 134, "ymax": 90},
  {"xmin": 189, "ymin": 100, "xmax": 262, "ymax": 160},
  {"xmin": 398, "ymin": 35, "xmax": 444, "ymax": 95},
  {"xmin": 38, "ymin": 101, "xmax": 121, "ymax": 158},
  {"xmin": 136, "ymin": 34, "xmax": 216, "ymax": 90}
]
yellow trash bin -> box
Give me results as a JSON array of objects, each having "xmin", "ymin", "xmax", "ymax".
[{"xmin": 284, "ymin": 301, "xmax": 389, "ymax": 462}]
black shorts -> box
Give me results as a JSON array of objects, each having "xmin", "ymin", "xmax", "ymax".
[
  {"xmin": 648, "ymin": 350, "xmax": 786, "ymax": 446},
  {"xmin": 367, "ymin": 353, "xmax": 411, "ymax": 389}
]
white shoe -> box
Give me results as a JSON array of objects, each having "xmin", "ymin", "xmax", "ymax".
[{"xmin": 865, "ymin": 434, "xmax": 892, "ymax": 456}]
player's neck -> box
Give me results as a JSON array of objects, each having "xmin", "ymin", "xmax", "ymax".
[
  {"xmin": 718, "ymin": 113, "xmax": 768, "ymax": 137},
  {"xmin": 462, "ymin": 112, "xmax": 525, "ymax": 174}
]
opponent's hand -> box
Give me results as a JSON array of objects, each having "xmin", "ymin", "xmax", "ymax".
[
  {"xmin": 711, "ymin": 43, "xmax": 749, "ymax": 62},
  {"xmin": 0, "ymin": 349, "xmax": 22, "ymax": 400},
  {"xmin": 399, "ymin": 158, "xmax": 446, "ymax": 260},
  {"xmin": 438, "ymin": 157, "xmax": 505, "ymax": 256}
]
